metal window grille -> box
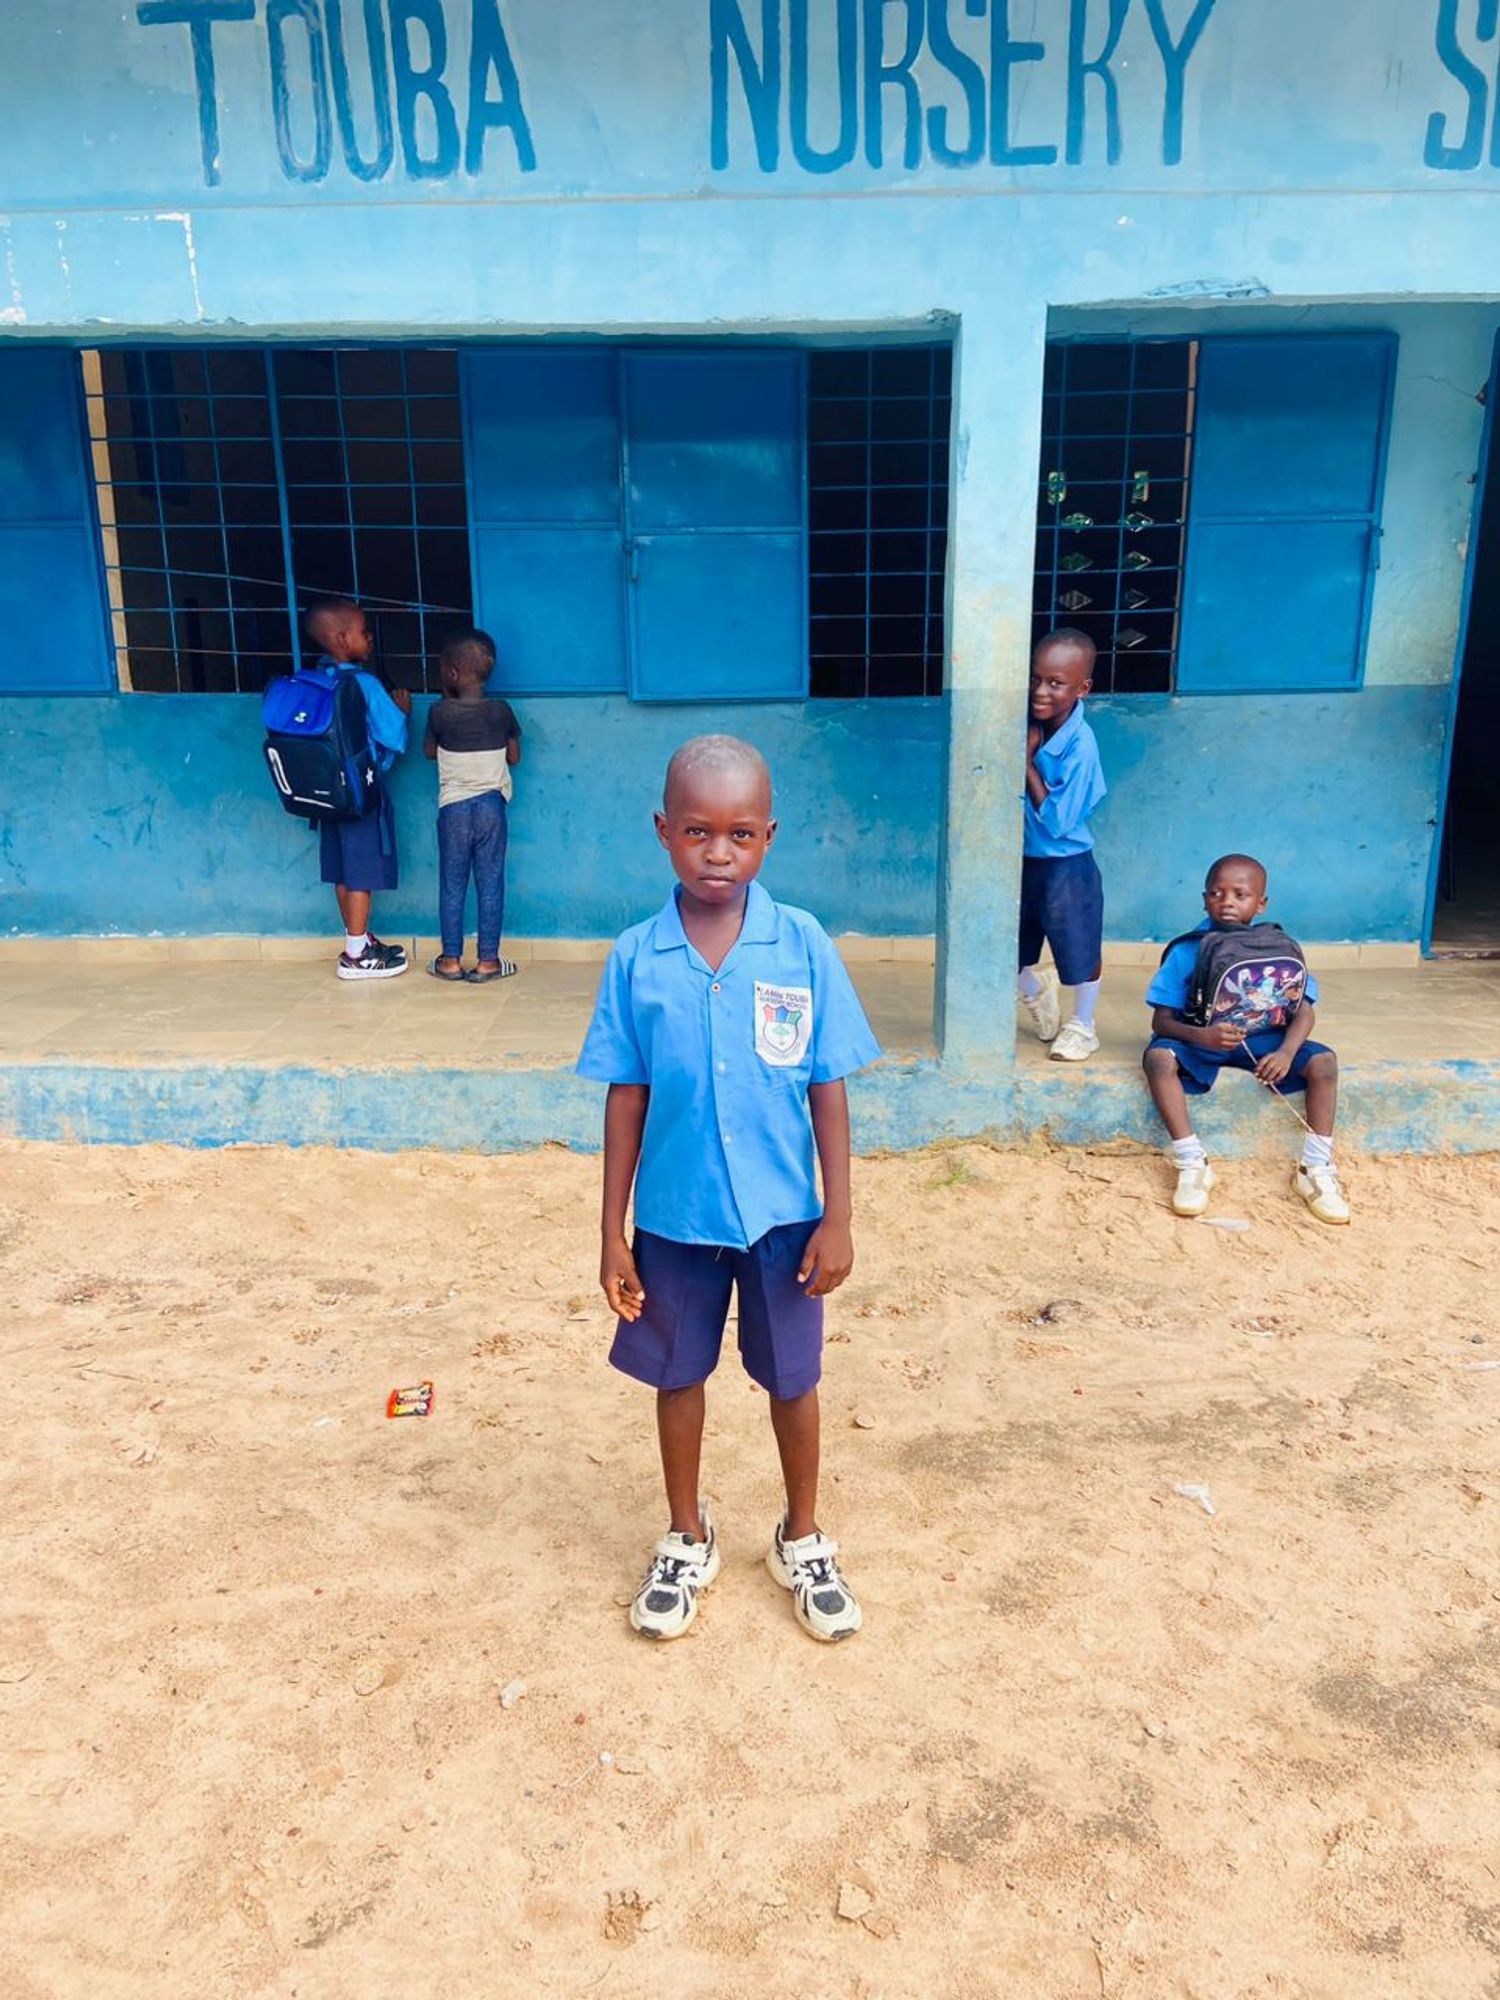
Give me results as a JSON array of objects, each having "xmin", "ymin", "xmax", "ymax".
[
  {"xmin": 82, "ymin": 347, "xmax": 472, "ymax": 694},
  {"xmin": 808, "ymin": 347, "xmax": 951, "ymax": 698},
  {"xmin": 1032, "ymin": 341, "xmax": 1197, "ymax": 694}
]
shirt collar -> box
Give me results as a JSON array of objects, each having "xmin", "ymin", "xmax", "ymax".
[
  {"xmin": 651, "ymin": 879, "xmax": 781, "ymax": 953},
  {"xmin": 1035, "ymin": 704, "xmax": 1085, "ymax": 761}
]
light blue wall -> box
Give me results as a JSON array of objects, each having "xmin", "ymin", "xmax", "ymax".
[
  {"xmin": 2, "ymin": 0, "xmax": 1499, "ymax": 1063},
  {"xmin": 0, "ymin": 693, "xmax": 941, "ymax": 938}
]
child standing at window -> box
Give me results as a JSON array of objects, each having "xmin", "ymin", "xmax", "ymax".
[
  {"xmin": 1016, "ymin": 628, "xmax": 1108, "ymax": 1061},
  {"xmin": 305, "ymin": 596, "xmax": 411, "ymax": 981},
  {"xmin": 423, "ymin": 629, "xmax": 522, "ymax": 982}
]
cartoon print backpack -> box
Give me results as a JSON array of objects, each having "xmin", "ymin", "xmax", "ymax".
[
  {"xmin": 261, "ymin": 664, "xmax": 377, "ymax": 824},
  {"xmin": 1159, "ymin": 922, "xmax": 1308, "ymax": 1033}
]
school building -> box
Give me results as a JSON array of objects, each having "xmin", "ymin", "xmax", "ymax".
[{"xmin": 2, "ymin": 0, "xmax": 1499, "ymax": 1153}]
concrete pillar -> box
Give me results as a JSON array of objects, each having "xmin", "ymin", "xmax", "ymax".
[{"xmin": 935, "ymin": 306, "xmax": 1050, "ymax": 1073}]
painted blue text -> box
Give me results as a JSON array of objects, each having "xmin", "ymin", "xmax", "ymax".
[
  {"xmin": 137, "ymin": 0, "xmax": 535, "ymax": 185},
  {"xmin": 709, "ymin": 0, "xmax": 1223, "ymax": 173}
]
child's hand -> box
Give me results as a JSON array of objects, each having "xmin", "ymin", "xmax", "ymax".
[
  {"xmin": 799, "ymin": 1219, "xmax": 853, "ymax": 1297},
  {"xmin": 1026, "ymin": 723, "xmax": 1043, "ymax": 760},
  {"xmin": 1206, "ymin": 1021, "xmax": 1247, "ymax": 1051},
  {"xmin": 390, "ymin": 686, "xmax": 413, "ymax": 716},
  {"xmin": 601, "ymin": 1237, "xmax": 646, "ymax": 1321},
  {"xmin": 1255, "ymin": 1047, "xmax": 1293, "ymax": 1085}
]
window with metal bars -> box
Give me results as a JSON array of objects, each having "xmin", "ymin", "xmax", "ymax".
[
  {"xmin": 83, "ymin": 347, "xmax": 472, "ymax": 694},
  {"xmin": 1032, "ymin": 341, "xmax": 1196, "ymax": 694},
  {"xmin": 808, "ymin": 347, "xmax": 950, "ymax": 698}
]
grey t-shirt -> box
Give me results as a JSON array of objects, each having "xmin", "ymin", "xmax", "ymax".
[{"xmin": 425, "ymin": 696, "xmax": 521, "ymax": 809}]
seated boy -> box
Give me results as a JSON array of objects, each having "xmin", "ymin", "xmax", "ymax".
[
  {"xmin": 1016, "ymin": 629, "xmax": 1107, "ymax": 1062},
  {"xmin": 578, "ymin": 735, "xmax": 881, "ymax": 1645},
  {"xmin": 1143, "ymin": 853, "xmax": 1349, "ymax": 1225},
  {"xmin": 423, "ymin": 628, "xmax": 522, "ymax": 983},
  {"xmin": 304, "ymin": 597, "xmax": 411, "ymax": 981}
]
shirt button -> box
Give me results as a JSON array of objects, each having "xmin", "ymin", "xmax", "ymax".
[
  {"xmin": 723, "ymin": 1133, "xmax": 732, "ymax": 1144},
  {"xmin": 717, "ymin": 1062, "xmax": 726, "ymax": 1074},
  {"xmin": 711, "ymin": 982, "xmax": 721, "ymax": 993}
]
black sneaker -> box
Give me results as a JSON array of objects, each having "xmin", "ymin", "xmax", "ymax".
[{"xmin": 336, "ymin": 938, "xmax": 409, "ymax": 981}]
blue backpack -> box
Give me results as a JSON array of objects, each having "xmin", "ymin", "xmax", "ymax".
[{"xmin": 261, "ymin": 664, "xmax": 377, "ymax": 824}]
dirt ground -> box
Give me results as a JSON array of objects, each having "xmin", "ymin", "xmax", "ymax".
[{"xmin": 4, "ymin": 1139, "xmax": 1500, "ymax": 2000}]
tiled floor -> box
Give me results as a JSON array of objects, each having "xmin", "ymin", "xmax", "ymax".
[
  {"xmin": 1017, "ymin": 957, "xmax": 1500, "ymax": 1072},
  {"xmin": 0, "ymin": 953, "xmax": 939, "ymax": 1068},
  {"xmin": 0, "ymin": 950, "xmax": 1495, "ymax": 1070}
]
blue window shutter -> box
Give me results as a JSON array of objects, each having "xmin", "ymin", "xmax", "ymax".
[
  {"xmin": 1177, "ymin": 334, "xmax": 1396, "ymax": 693},
  {"xmin": 462, "ymin": 350, "xmax": 628, "ymax": 694},
  {"xmin": 0, "ymin": 350, "xmax": 111, "ymax": 693},
  {"xmin": 623, "ymin": 353, "xmax": 806, "ymax": 703}
]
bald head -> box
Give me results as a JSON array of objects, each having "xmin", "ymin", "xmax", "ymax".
[
  {"xmin": 663, "ymin": 735, "xmax": 772, "ymax": 815},
  {"xmin": 1205, "ymin": 853, "xmax": 1267, "ymax": 897},
  {"xmin": 304, "ymin": 596, "xmax": 370, "ymax": 664}
]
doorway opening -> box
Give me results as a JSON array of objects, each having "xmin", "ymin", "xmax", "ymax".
[{"xmin": 1434, "ymin": 353, "xmax": 1500, "ymax": 955}]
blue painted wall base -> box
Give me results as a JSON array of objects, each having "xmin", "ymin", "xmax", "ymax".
[{"xmin": 2, "ymin": 1052, "xmax": 1494, "ymax": 1157}]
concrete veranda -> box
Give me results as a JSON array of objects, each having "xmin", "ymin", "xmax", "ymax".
[{"xmin": 0, "ymin": 943, "xmax": 1496, "ymax": 1155}]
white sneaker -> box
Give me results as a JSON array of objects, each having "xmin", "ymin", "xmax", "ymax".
[
  {"xmin": 629, "ymin": 1509, "xmax": 720, "ymax": 1640},
  {"xmin": 1049, "ymin": 1017, "xmax": 1099, "ymax": 1062},
  {"xmin": 1172, "ymin": 1158, "xmax": 1215, "ymax": 1217},
  {"xmin": 1019, "ymin": 976, "xmax": 1062, "ymax": 1043},
  {"xmin": 1294, "ymin": 1163, "xmax": 1350, "ymax": 1225},
  {"xmin": 766, "ymin": 1521, "xmax": 862, "ymax": 1642}
]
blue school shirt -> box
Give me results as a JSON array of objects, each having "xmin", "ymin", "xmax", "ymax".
[
  {"xmin": 1148, "ymin": 918, "xmax": 1320, "ymax": 1014},
  {"xmin": 323, "ymin": 657, "xmax": 408, "ymax": 774},
  {"xmin": 577, "ymin": 881, "xmax": 882, "ymax": 1250},
  {"xmin": 1024, "ymin": 706, "xmax": 1106, "ymax": 858}
]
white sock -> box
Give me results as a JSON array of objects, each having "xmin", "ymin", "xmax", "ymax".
[
  {"xmin": 1171, "ymin": 1135, "xmax": 1207, "ymax": 1169},
  {"xmin": 1017, "ymin": 966, "xmax": 1044, "ymax": 1000},
  {"xmin": 344, "ymin": 933, "xmax": 369, "ymax": 959},
  {"xmin": 1071, "ymin": 978, "xmax": 1102, "ymax": 1030},
  {"xmin": 1301, "ymin": 1132, "xmax": 1334, "ymax": 1170}
]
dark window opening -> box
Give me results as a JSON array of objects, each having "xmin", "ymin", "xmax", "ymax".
[
  {"xmin": 1032, "ymin": 340, "xmax": 1196, "ymax": 694},
  {"xmin": 808, "ymin": 346, "xmax": 950, "ymax": 698},
  {"xmin": 85, "ymin": 347, "xmax": 471, "ymax": 694}
]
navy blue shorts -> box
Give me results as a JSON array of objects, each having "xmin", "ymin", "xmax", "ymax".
[
  {"xmin": 1019, "ymin": 851, "xmax": 1104, "ymax": 986},
  {"xmin": 319, "ymin": 791, "xmax": 398, "ymax": 893},
  {"xmin": 610, "ymin": 1223, "xmax": 824, "ymax": 1401},
  {"xmin": 1147, "ymin": 1030, "xmax": 1334, "ymax": 1097}
]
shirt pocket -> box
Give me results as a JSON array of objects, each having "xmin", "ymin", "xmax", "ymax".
[{"xmin": 753, "ymin": 981, "xmax": 814, "ymax": 1071}]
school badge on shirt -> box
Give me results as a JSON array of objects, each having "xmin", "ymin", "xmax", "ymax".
[{"xmin": 754, "ymin": 981, "xmax": 813, "ymax": 1068}]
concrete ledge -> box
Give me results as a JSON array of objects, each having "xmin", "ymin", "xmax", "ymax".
[{"xmin": 1, "ymin": 1053, "xmax": 1493, "ymax": 1156}]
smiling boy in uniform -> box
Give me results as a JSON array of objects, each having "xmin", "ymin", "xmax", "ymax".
[{"xmin": 577, "ymin": 735, "xmax": 880, "ymax": 1644}]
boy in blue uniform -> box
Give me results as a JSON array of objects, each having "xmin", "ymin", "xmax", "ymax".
[
  {"xmin": 1144, "ymin": 853, "xmax": 1349, "ymax": 1225},
  {"xmin": 305, "ymin": 598, "xmax": 412, "ymax": 981},
  {"xmin": 1016, "ymin": 630, "xmax": 1108, "ymax": 1062},
  {"xmin": 578, "ymin": 736, "xmax": 881, "ymax": 1644}
]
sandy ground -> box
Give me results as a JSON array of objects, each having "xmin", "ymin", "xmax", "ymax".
[{"xmin": 4, "ymin": 1140, "xmax": 1500, "ymax": 2000}]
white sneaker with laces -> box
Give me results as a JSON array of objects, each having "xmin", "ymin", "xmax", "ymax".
[
  {"xmin": 1019, "ymin": 976, "xmax": 1062, "ymax": 1043},
  {"xmin": 1172, "ymin": 1158, "xmax": 1215, "ymax": 1217},
  {"xmin": 766, "ymin": 1521, "xmax": 862, "ymax": 1642},
  {"xmin": 1294, "ymin": 1163, "xmax": 1350, "ymax": 1225},
  {"xmin": 1049, "ymin": 1017, "xmax": 1099, "ymax": 1063},
  {"xmin": 629, "ymin": 1509, "xmax": 720, "ymax": 1640}
]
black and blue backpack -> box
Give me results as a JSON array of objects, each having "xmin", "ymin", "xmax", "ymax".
[
  {"xmin": 1159, "ymin": 922, "xmax": 1308, "ymax": 1034},
  {"xmin": 261, "ymin": 663, "xmax": 377, "ymax": 824}
]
